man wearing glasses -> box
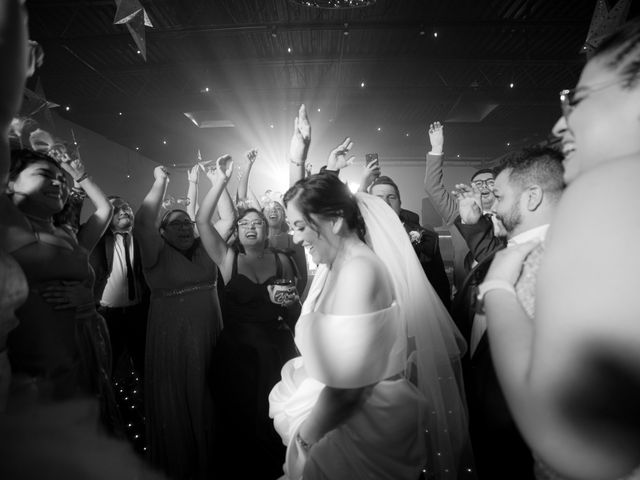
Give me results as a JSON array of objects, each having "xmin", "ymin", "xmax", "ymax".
[
  {"xmin": 424, "ymin": 121, "xmax": 498, "ymax": 292},
  {"xmin": 91, "ymin": 196, "xmax": 150, "ymax": 382}
]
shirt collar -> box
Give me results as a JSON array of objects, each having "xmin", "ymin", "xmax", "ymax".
[{"xmin": 507, "ymin": 224, "xmax": 549, "ymax": 247}]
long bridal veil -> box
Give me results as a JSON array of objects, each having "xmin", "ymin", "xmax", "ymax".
[{"xmin": 355, "ymin": 192, "xmax": 473, "ymax": 479}]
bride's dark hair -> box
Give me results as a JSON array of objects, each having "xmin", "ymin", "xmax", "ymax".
[{"xmin": 283, "ymin": 172, "xmax": 366, "ymax": 242}]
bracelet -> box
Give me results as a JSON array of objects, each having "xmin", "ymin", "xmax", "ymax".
[
  {"xmin": 75, "ymin": 172, "xmax": 90, "ymax": 183},
  {"xmin": 477, "ymin": 279, "xmax": 516, "ymax": 302},
  {"xmin": 428, "ymin": 150, "xmax": 444, "ymax": 156},
  {"xmin": 296, "ymin": 431, "xmax": 313, "ymax": 452},
  {"xmin": 290, "ymin": 159, "xmax": 305, "ymax": 167}
]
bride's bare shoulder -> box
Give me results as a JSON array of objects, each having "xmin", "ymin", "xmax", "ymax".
[{"xmin": 332, "ymin": 249, "xmax": 392, "ymax": 314}]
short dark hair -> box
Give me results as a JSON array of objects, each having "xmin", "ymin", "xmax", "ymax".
[
  {"xmin": 494, "ymin": 146, "xmax": 565, "ymax": 201},
  {"xmin": 369, "ymin": 175, "xmax": 401, "ymax": 202},
  {"xmin": 9, "ymin": 149, "xmax": 61, "ymax": 182},
  {"xmin": 159, "ymin": 209, "xmax": 189, "ymax": 229},
  {"xmin": 283, "ymin": 173, "xmax": 366, "ymax": 242},
  {"xmin": 593, "ymin": 17, "xmax": 640, "ymax": 89},
  {"xmin": 470, "ymin": 168, "xmax": 495, "ymax": 183}
]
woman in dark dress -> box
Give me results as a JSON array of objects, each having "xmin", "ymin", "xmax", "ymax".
[
  {"xmin": 195, "ymin": 156, "xmax": 300, "ymax": 479},
  {"xmin": 135, "ymin": 165, "xmax": 223, "ymax": 480}
]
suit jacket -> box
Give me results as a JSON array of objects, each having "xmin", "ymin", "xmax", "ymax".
[
  {"xmin": 423, "ymin": 152, "xmax": 473, "ymax": 292},
  {"xmin": 403, "ymin": 220, "xmax": 451, "ymax": 311},
  {"xmin": 90, "ymin": 230, "xmax": 149, "ymax": 304},
  {"xmin": 451, "ymin": 221, "xmax": 534, "ymax": 480}
]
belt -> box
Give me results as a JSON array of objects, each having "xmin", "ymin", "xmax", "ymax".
[
  {"xmin": 99, "ymin": 303, "xmax": 141, "ymax": 313},
  {"xmin": 151, "ymin": 281, "xmax": 217, "ymax": 299}
]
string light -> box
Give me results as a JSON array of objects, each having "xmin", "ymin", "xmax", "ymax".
[
  {"xmin": 360, "ymin": 81, "xmax": 365, "ymax": 88},
  {"xmin": 162, "ymin": 139, "xmax": 167, "ymax": 145},
  {"xmin": 65, "ymin": 106, "xmax": 70, "ymax": 111},
  {"xmin": 509, "ymin": 82, "xmax": 514, "ymax": 88},
  {"xmin": 377, "ymin": 127, "xmax": 382, "ymax": 132},
  {"xmin": 287, "ymin": 47, "xmax": 292, "ymax": 53}
]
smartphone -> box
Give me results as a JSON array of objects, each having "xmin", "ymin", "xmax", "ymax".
[{"xmin": 365, "ymin": 153, "xmax": 379, "ymax": 166}]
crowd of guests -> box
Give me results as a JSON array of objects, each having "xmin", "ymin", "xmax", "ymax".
[{"xmin": 1, "ymin": 2, "xmax": 640, "ymax": 479}]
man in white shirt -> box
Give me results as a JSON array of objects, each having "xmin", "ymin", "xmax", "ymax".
[
  {"xmin": 91, "ymin": 196, "xmax": 149, "ymax": 378},
  {"xmin": 452, "ymin": 146, "xmax": 565, "ymax": 480}
]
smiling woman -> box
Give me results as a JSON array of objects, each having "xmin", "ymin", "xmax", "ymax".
[
  {"xmin": 0, "ymin": 147, "xmax": 120, "ymax": 433},
  {"xmin": 133, "ymin": 165, "xmax": 223, "ymax": 479},
  {"xmin": 195, "ymin": 155, "xmax": 300, "ymax": 479}
]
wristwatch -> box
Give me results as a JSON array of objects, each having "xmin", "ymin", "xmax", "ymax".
[{"xmin": 476, "ymin": 279, "xmax": 516, "ymax": 314}]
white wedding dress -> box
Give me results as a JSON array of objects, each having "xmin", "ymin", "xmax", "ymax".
[{"xmin": 269, "ymin": 193, "xmax": 471, "ymax": 480}]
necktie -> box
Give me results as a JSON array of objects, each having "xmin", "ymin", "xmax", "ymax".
[{"xmin": 120, "ymin": 232, "xmax": 136, "ymax": 301}]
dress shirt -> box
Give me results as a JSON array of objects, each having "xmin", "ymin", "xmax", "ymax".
[{"xmin": 100, "ymin": 231, "xmax": 140, "ymax": 308}]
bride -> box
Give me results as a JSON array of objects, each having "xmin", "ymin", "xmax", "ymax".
[{"xmin": 269, "ymin": 168, "xmax": 473, "ymax": 479}]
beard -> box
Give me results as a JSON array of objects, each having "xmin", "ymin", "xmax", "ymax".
[{"xmin": 496, "ymin": 202, "xmax": 522, "ymax": 235}]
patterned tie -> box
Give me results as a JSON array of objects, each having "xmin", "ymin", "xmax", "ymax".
[{"xmin": 119, "ymin": 232, "xmax": 136, "ymax": 301}]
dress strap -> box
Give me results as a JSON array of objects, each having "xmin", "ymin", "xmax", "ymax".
[
  {"xmin": 274, "ymin": 251, "xmax": 283, "ymax": 278},
  {"xmin": 232, "ymin": 249, "xmax": 239, "ymax": 277}
]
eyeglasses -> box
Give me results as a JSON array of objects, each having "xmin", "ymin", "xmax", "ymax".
[
  {"xmin": 237, "ymin": 219, "xmax": 265, "ymax": 228},
  {"xmin": 471, "ymin": 179, "xmax": 495, "ymax": 189},
  {"xmin": 166, "ymin": 219, "xmax": 195, "ymax": 228},
  {"xmin": 559, "ymin": 77, "xmax": 627, "ymax": 118}
]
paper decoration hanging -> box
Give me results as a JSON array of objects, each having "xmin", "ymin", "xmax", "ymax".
[
  {"xmin": 582, "ymin": 0, "xmax": 631, "ymax": 56},
  {"xmin": 113, "ymin": 0, "xmax": 153, "ymax": 61}
]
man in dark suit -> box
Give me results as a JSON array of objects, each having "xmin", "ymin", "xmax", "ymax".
[
  {"xmin": 90, "ymin": 196, "xmax": 149, "ymax": 378},
  {"xmin": 451, "ymin": 146, "xmax": 565, "ymax": 479},
  {"xmin": 369, "ymin": 176, "xmax": 451, "ymax": 310}
]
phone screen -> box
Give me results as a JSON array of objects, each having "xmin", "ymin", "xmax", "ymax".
[{"xmin": 365, "ymin": 153, "xmax": 379, "ymax": 166}]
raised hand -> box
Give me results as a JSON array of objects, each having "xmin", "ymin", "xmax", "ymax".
[
  {"xmin": 428, "ymin": 121, "xmax": 444, "ymax": 155},
  {"xmin": 452, "ymin": 183, "xmax": 482, "ymax": 224},
  {"xmin": 207, "ymin": 154, "xmax": 232, "ymax": 183},
  {"xmin": 154, "ymin": 165, "xmax": 169, "ymax": 182},
  {"xmin": 289, "ymin": 104, "xmax": 311, "ymax": 162},
  {"xmin": 327, "ymin": 137, "xmax": 355, "ymax": 171},
  {"xmin": 187, "ymin": 164, "xmax": 200, "ymax": 184},
  {"xmin": 246, "ymin": 148, "xmax": 258, "ymax": 164},
  {"xmin": 58, "ymin": 155, "xmax": 87, "ymax": 182},
  {"xmin": 360, "ymin": 157, "xmax": 380, "ymax": 191},
  {"xmin": 295, "ymin": 104, "xmax": 311, "ymax": 144}
]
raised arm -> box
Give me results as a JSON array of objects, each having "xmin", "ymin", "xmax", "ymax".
[
  {"xmin": 186, "ymin": 164, "xmax": 199, "ymax": 221},
  {"xmin": 325, "ymin": 137, "xmax": 355, "ymax": 175},
  {"xmin": 424, "ymin": 121, "xmax": 458, "ymax": 224},
  {"xmin": 196, "ymin": 155, "xmax": 234, "ymax": 281},
  {"xmin": 59, "ymin": 157, "xmax": 113, "ymax": 252},
  {"xmin": 357, "ymin": 157, "xmax": 380, "ymax": 193},
  {"xmin": 236, "ymin": 148, "xmax": 260, "ymax": 206},
  {"xmin": 288, "ymin": 104, "xmax": 311, "ymax": 186},
  {"xmin": 0, "ymin": 0, "xmax": 28, "ymax": 187},
  {"xmin": 213, "ymin": 171, "xmax": 237, "ymax": 242},
  {"xmin": 134, "ymin": 166, "xmax": 169, "ymax": 268}
]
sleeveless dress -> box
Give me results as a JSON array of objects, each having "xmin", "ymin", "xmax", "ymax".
[
  {"xmin": 0, "ymin": 195, "xmax": 119, "ymax": 431},
  {"xmin": 269, "ymin": 265, "xmax": 429, "ymax": 480},
  {"xmin": 143, "ymin": 241, "xmax": 222, "ymax": 480},
  {"xmin": 214, "ymin": 251, "xmax": 299, "ymax": 479}
]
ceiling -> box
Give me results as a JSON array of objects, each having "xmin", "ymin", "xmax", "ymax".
[{"xmin": 24, "ymin": 0, "xmax": 640, "ymax": 168}]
